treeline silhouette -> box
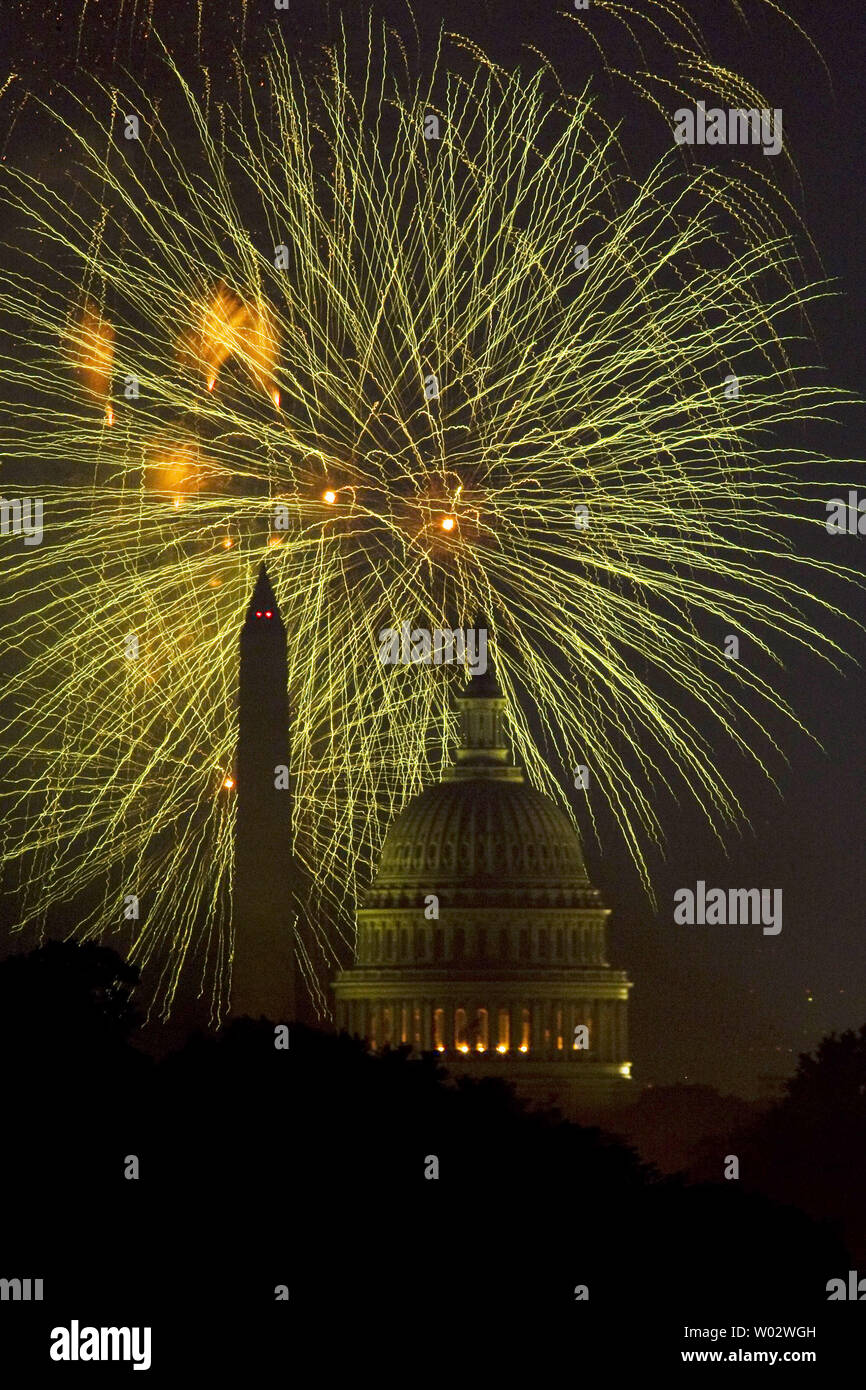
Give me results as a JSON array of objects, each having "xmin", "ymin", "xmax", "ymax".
[{"xmin": 1, "ymin": 941, "xmax": 862, "ymax": 1369}]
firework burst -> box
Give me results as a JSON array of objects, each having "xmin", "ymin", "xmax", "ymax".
[{"xmin": 0, "ymin": 12, "xmax": 858, "ymax": 1017}]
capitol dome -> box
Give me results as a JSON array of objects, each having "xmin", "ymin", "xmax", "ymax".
[
  {"xmin": 367, "ymin": 776, "xmax": 599, "ymax": 909},
  {"xmin": 333, "ymin": 653, "xmax": 633, "ymax": 1115}
]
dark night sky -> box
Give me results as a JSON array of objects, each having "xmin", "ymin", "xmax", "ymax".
[{"xmin": 1, "ymin": 0, "xmax": 865, "ymax": 1096}]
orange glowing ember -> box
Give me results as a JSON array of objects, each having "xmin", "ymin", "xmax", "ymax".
[
  {"xmin": 70, "ymin": 302, "xmax": 115, "ymax": 398},
  {"xmin": 182, "ymin": 284, "xmax": 280, "ymax": 403}
]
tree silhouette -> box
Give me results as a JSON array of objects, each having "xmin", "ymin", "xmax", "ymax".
[
  {"xmin": 0, "ymin": 938, "xmax": 141, "ymax": 1053},
  {"xmin": 737, "ymin": 1024, "xmax": 866, "ymax": 1263}
]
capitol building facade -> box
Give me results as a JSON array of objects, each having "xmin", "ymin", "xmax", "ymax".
[{"xmin": 334, "ymin": 662, "xmax": 633, "ymax": 1117}]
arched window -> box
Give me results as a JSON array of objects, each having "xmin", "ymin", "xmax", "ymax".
[
  {"xmin": 477, "ymin": 928, "xmax": 487, "ymax": 959},
  {"xmin": 476, "ymin": 1007, "xmax": 489, "ymax": 1052},
  {"xmin": 382, "ymin": 1006, "xmax": 393, "ymax": 1045},
  {"xmin": 518, "ymin": 1006, "xmax": 530, "ymax": 1052},
  {"xmin": 433, "ymin": 1007, "xmax": 445, "ymax": 1051},
  {"xmin": 415, "ymin": 926, "xmax": 426, "ymax": 958},
  {"xmin": 453, "ymin": 928, "xmax": 465, "ymax": 960},
  {"xmin": 538, "ymin": 928, "xmax": 549, "ymax": 959},
  {"xmin": 555, "ymin": 1006, "xmax": 563, "ymax": 1051},
  {"xmin": 499, "ymin": 929, "xmax": 510, "ymax": 960},
  {"xmin": 433, "ymin": 931, "xmax": 444, "ymax": 961},
  {"xmin": 519, "ymin": 928, "xmax": 530, "ymax": 960},
  {"xmin": 455, "ymin": 1007, "xmax": 468, "ymax": 1051},
  {"xmin": 497, "ymin": 1007, "xmax": 510, "ymax": 1052}
]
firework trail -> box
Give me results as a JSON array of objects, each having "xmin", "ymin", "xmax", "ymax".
[{"xmin": 0, "ymin": 8, "xmax": 858, "ymax": 1017}]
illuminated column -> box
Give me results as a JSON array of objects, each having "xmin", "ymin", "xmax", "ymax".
[
  {"xmin": 492, "ymin": 1000, "xmax": 505, "ymax": 1050},
  {"xmin": 543, "ymin": 1000, "xmax": 551, "ymax": 1054},
  {"xmin": 565, "ymin": 1001, "xmax": 576, "ymax": 1055},
  {"xmin": 508, "ymin": 1001, "xmax": 520, "ymax": 1053},
  {"xmin": 531, "ymin": 1001, "xmax": 544, "ymax": 1056},
  {"xmin": 441, "ymin": 1001, "xmax": 454, "ymax": 1052},
  {"xmin": 422, "ymin": 999, "xmax": 433, "ymax": 1051}
]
